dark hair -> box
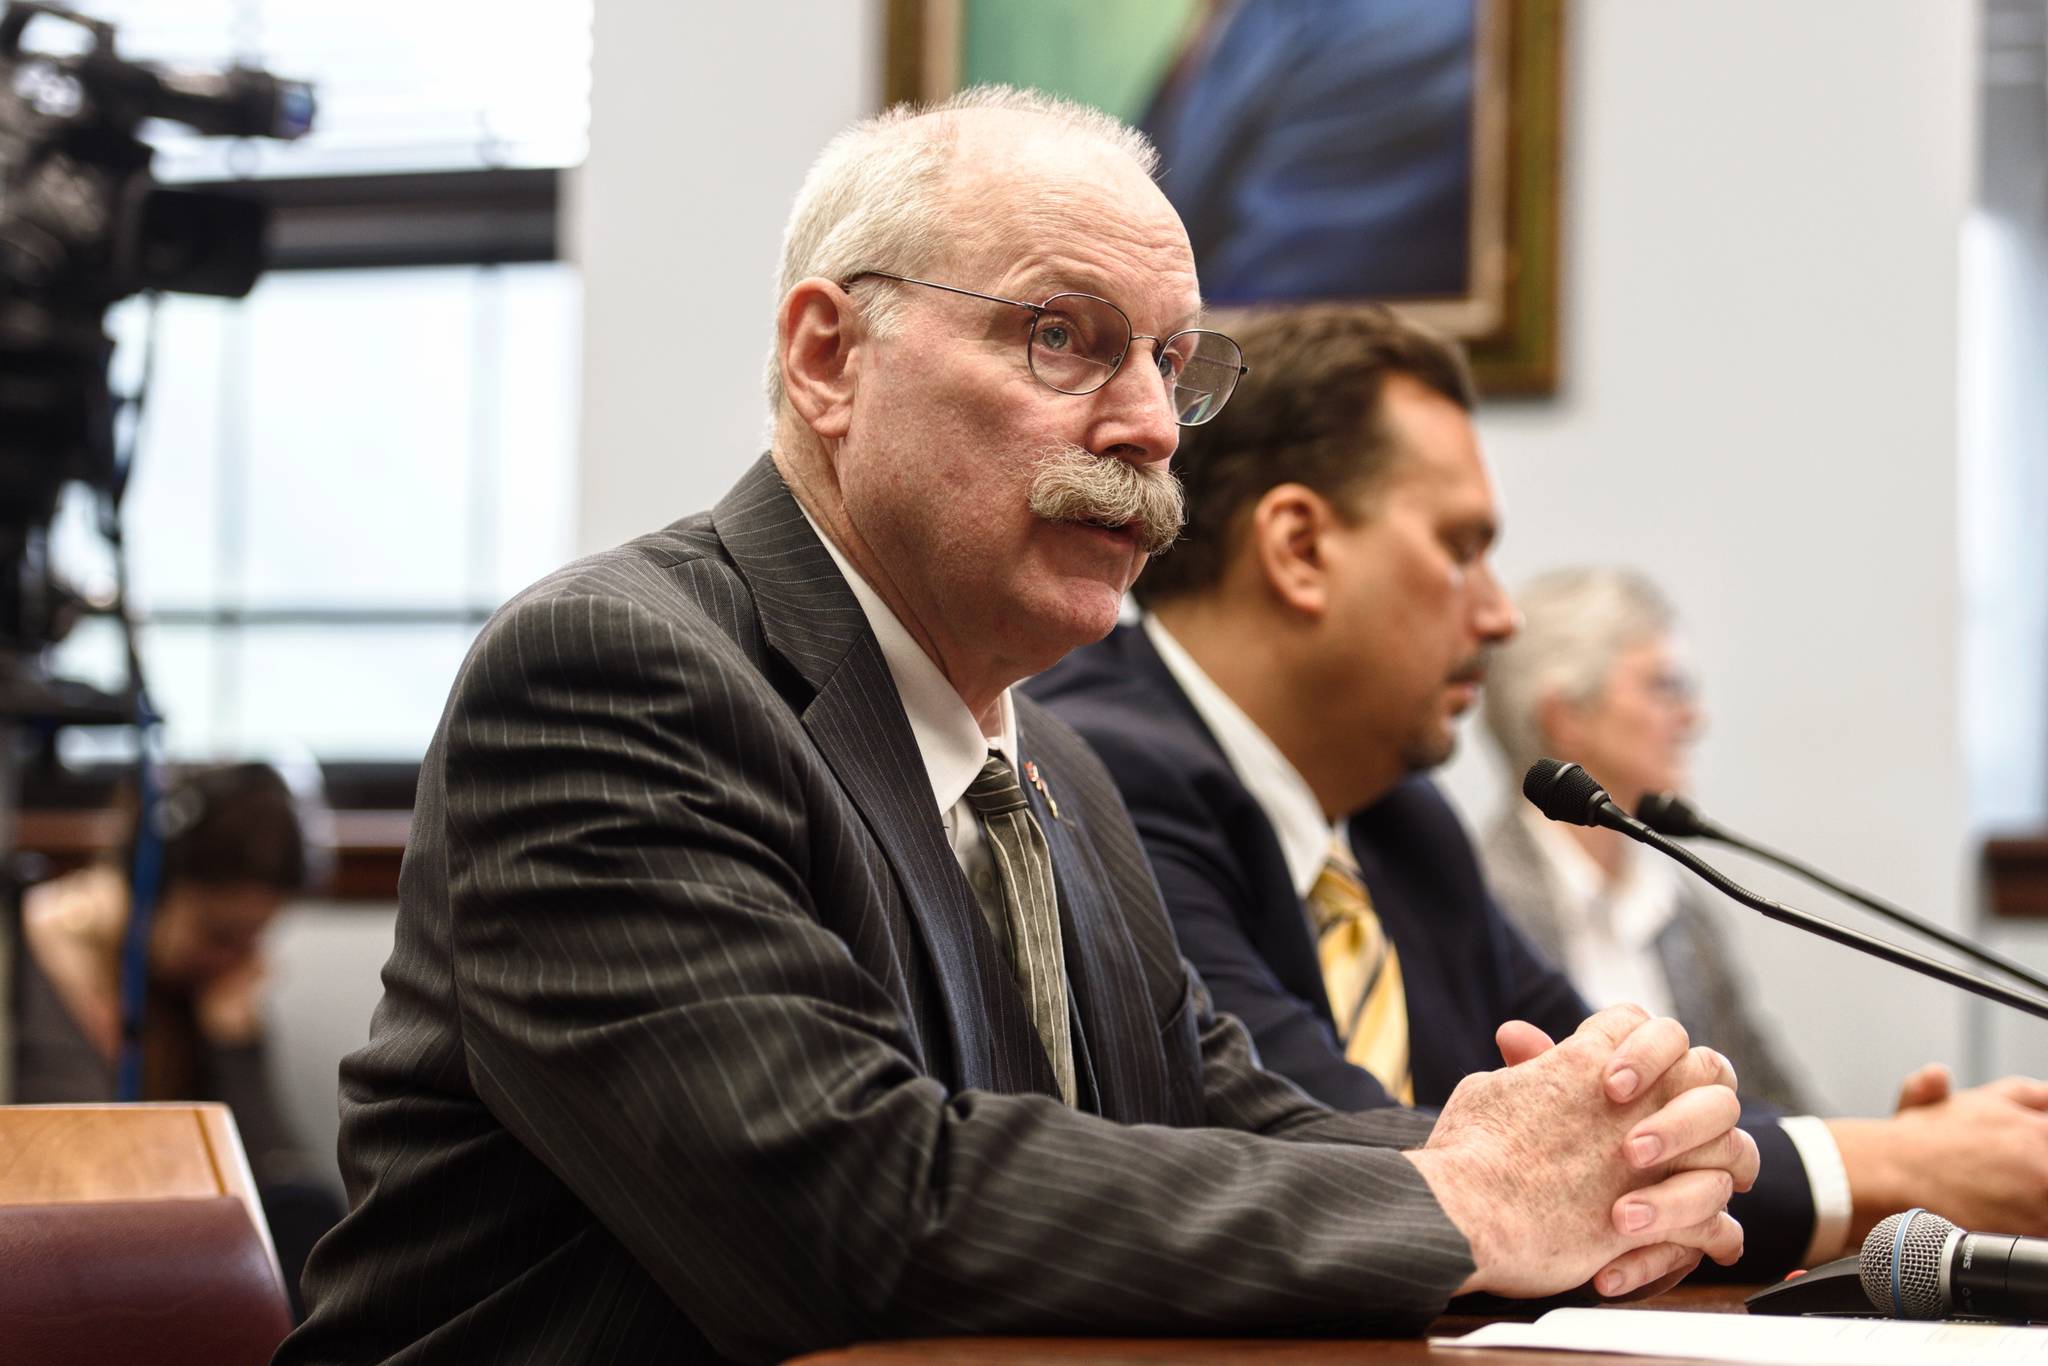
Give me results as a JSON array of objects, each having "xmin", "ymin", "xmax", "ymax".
[
  {"xmin": 119, "ymin": 763, "xmax": 311, "ymax": 893},
  {"xmin": 1132, "ymin": 303, "xmax": 1476, "ymax": 607}
]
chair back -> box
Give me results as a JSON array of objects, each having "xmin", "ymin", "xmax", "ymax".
[{"xmin": 0, "ymin": 1103, "xmax": 292, "ymax": 1366}]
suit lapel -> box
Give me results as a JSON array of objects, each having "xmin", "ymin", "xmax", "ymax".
[
  {"xmin": 712, "ymin": 456, "xmax": 870, "ymax": 690},
  {"xmin": 1491, "ymin": 815, "xmax": 1570, "ymax": 968},
  {"xmin": 1019, "ymin": 735, "xmax": 1165, "ymax": 1123},
  {"xmin": 1126, "ymin": 624, "xmax": 1339, "ymax": 1035},
  {"xmin": 1653, "ymin": 918, "xmax": 1711, "ymax": 1036},
  {"xmin": 802, "ymin": 657, "xmax": 1060, "ymax": 1098},
  {"xmin": 712, "ymin": 457, "xmax": 1058, "ymax": 1100}
]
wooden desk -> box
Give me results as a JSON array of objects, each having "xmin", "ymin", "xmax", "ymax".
[{"xmin": 791, "ymin": 1283, "xmax": 1753, "ymax": 1363}]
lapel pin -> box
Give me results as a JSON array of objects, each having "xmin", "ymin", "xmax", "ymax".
[{"xmin": 1024, "ymin": 760, "xmax": 1059, "ymax": 820}]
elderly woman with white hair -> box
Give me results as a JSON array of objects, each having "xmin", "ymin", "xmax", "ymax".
[{"xmin": 1478, "ymin": 567, "xmax": 1815, "ymax": 1112}]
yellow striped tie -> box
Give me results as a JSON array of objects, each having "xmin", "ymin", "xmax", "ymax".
[{"xmin": 1307, "ymin": 839, "xmax": 1414, "ymax": 1105}]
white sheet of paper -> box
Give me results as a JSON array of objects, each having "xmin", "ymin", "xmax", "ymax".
[{"xmin": 1433, "ymin": 1307, "xmax": 2048, "ymax": 1363}]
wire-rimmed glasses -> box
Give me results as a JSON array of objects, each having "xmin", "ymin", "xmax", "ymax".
[{"xmin": 841, "ymin": 270, "xmax": 1248, "ymax": 426}]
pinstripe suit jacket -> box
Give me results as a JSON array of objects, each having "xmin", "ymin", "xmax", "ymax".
[{"xmin": 279, "ymin": 457, "xmax": 1471, "ymax": 1365}]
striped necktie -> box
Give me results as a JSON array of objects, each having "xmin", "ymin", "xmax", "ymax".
[
  {"xmin": 964, "ymin": 754, "xmax": 1077, "ymax": 1105},
  {"xmin": 1307, "ymin": 837, "xmax": 1414, "ymax": 1104}
]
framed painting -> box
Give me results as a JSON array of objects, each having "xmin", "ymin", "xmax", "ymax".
[{"xmin": 884, "ymin": 0, "xmax": 1564, "ymax": 396}]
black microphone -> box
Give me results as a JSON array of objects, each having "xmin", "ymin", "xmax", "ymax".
[
  {"xmin": 1522, "ymin": 759, "xmax": 1631, "ymax": 831},
  {"xmin": 1521, "ymin": 759, "xmax": 2048, "ymax": 1023},
  {"xmin": 1635, "ymin": 790, "xmax": 2048, "ymax": 998},
  {"xmin": 1634, "ymin": 791, "xmax": 1713, "ymax": 838},
  {"xmin": 1860, "ymin": 1208, "xmax": 2048, "ymax": 1321}
]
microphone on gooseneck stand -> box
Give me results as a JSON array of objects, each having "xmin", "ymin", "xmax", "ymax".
[
  {"xmin": 1635, "ymin": 790, "xmax": 2048, "ymax": 999},
  {"xmin": 1520, "ymin": 760, "xmax": 2048, "ymax": 1024}
]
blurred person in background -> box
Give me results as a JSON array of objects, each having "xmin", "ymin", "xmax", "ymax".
[
  {"xmin": 1476, "ymin": 568, "xmax": 1814, "ymax": 1112},
  {"xmin": 11, "ymin": 760, "xmax": 339, "ymax": 1316},
  {"xmin": 1480, "ymin": 567, "xmax": 2048, "ymax": 1243}
]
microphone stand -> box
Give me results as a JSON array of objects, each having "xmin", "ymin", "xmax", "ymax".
[
  {"xmin": 1591, "ymin": 804, "xmax": 2048, "ymax": 1025},
  {"xmin": 1671, "ymin": 812, "xmax": 2048, "ymax": 999}
]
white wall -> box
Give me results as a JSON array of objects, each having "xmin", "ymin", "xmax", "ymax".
[
  {"xmin": 1434, "ymin": 1, "xmax": 1987, "ymax": 1112},
  {"xmin": 1958, "ymin": 0, "xmax": 2048, "ymax": 1080},
  {"xmin": 575, "ymin": 0, "xmax": 1997, "ymax": 1113},
  {"xmin": 572, "ymin": 1, "xmax": 883, "ymax": 553}
]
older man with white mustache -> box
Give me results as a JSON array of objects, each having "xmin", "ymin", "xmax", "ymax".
[{"xmin": 282, "ymin": 89, "xmax": 1754, "ymax": 1365}]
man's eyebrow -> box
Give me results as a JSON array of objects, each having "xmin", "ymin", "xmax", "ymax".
[{"xmin": 1015, "ymin": 275, "xmax": 1207, "ymax": 331}]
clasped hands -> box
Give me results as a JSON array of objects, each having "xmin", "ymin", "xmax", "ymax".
[
  {"xmin": 1826, "ymin": 1062, "xmax": 2048, "ymax": 1251},
  {"xmin": 1406, "ymin": 1004, "xmax": 1756, "ymax": 1301}
]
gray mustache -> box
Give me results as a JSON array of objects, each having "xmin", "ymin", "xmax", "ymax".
[{"xmin": 1027, "ymin": 444, "xmax": 1185, "ymax": 557}]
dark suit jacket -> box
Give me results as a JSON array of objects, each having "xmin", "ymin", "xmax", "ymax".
[
  {"xmin": 1027, "ymin": 623, "xmax": 1817, "ymax": 1280},
  {"xmin": 279, "ymin": 460, "xmax": 1472, "ymax": 1365}
]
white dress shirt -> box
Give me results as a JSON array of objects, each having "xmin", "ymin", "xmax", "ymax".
[
  {"xmin": 1143, "ymin": 615, "xmax": 1339, "ymax": 902},
  {"xmin": 1514, "ymin": 806, "xmax": 1851, "ymax": 1263},
  {"xmin": 799, "ymin": 506, "xmax": 1017, "ymax": 935},
  {"xmin": 1516, "ymin": 807, "xmax": 1681, "ymax": 1020}
]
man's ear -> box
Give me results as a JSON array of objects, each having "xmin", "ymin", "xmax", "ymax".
[
  {"xmin": 779, "ymin": 277, "xmax": 861, "ymax": 441},
  {"xmin": 1248, "ymin": 483, "xmax": 1339, "ymax": 618}
]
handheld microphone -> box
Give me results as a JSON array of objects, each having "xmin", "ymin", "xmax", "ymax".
[
  {"xmin": 1635, "ymin": 791, "xmax": 2048, "ymax": 997},
  {"xmin": 1860, "ymin": 1209, "xmax": 2048, "ymax": 1321},
  {"xmin": 1522, "ymin": 760, "xmax": 2048, "ymax": 1023}
]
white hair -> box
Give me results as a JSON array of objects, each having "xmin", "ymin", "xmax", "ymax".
[
  {"xmin": 1482, "ymin": 567, "xmax": 1678, "ymax": 781},
  {"xmin": 764, "ymin": 84, "xmax": 1161, "ymax": 411}
]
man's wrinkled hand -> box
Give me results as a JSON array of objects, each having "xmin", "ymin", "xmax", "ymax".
[{"xmin": 1409, "ymin": 1004, "xmax": 1750, "ymax": 1300}]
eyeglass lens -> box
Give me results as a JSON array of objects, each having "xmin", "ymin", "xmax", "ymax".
[{"xmin": 1028, "ymin": 293, "xmax": 1243, "ymax": 426}]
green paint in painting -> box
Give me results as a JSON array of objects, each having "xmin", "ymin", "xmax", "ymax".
[{"xmin": 959, "ymin": 0, "xmax": 1202, "ymax": 124}]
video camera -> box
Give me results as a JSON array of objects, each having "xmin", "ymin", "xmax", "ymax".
[{"xmin": 0, "ymin": 0, "xmax": 311, "ymax": 680}]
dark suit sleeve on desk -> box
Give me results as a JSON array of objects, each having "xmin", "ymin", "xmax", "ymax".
[
  {"xmin": 439, "ymin": 590, "xmax": 1469, "ymax": 1359},
  {"xmin": 1707, "ymin": 1111, "xmax": 1813, "ymax": 1281}
]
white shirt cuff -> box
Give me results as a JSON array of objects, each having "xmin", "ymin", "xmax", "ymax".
[{"xmin": 1777, "ymin": 1114, "xmax": 1851, "ymax": 1265}]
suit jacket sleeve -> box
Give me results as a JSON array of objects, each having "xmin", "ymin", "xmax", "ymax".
[{"xmin": 441, "ymin": 589, "xmax": 1471, "ymax": 1359}]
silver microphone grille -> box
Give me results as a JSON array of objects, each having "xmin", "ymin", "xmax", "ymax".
[{"xmin": 1860, "ymin": 1209, "xmax": 1957, "ymax": 1319}]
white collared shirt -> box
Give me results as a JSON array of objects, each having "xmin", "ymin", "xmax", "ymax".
[
  {"xmin": 1143, "ymin": 615, "xmax": 1341, "ymax": 903},
  {"xmin": 798, "ymin": 505, "xmax": 1018, "ymax": 934},
  {"xmin": 1516, "ymin": 806, "xmax": 1680, "ymax": 1021},
  {"xmin": 1513, "ymin": 809, "xmax": 1850, "ymax": 1263}
]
